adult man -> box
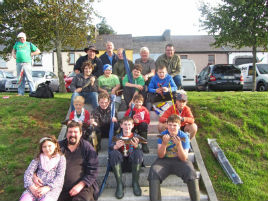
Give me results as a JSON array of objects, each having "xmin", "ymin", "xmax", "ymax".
[
  {"xmin": 155, "ymin": 44, "xmax": 182, "ymax": 89},
  {"xmin": 12, "ymin": 32, "xmax": 40, "ymax": 96},
  {"xmin": 74, "ymin": 46, "xmax": 103, "ymax": 77},
  {"xmin": 99, "ymin": 41, "xmax": 118, "ymax": 67},
  {"xmin": 113, "ymin": 48, "xmax": 134, "ymax": 82},
  {"xmin": 135, "ymin": 47, "xmax": 155, "ymax": 84},
  {"xmin": 33, "ymin": 121, "xmax": 99, "ymax": 201},
  {"xmin": 158, "ymin": 91, "xmax": 198, "ymax": 139},
  {"xmin": 148, "ymin": 114, "xmax": 200, "ymax": 201}
]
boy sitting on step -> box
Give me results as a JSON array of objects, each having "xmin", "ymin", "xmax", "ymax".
[
  {"xmin": 148, "ymin": 114, "xmax": 200, "ymax": 201},
  {"xmin": 124, "ymin": 94, "xmax": 150, "ymax": 153},
  {"xmin": 109, "ymin": 116, "xmax": 143, "ymax": 199}
]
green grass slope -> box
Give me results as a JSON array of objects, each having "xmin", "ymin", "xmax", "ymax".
[{"xmin": 0, "ymin": 92, "xmax": 267, "ymax": 201}]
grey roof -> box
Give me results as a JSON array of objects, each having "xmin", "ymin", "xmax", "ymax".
[{"xmin": 94, "ymin": 34, "xmax": 133, "ymax": 50}]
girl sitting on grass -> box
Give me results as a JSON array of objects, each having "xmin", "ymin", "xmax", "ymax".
[{"xmin": 19, "ymin": 136, "xmax": 66, "ymax": 201}]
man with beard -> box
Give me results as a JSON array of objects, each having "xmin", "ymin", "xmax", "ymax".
[{"xmin": 33, "ymin": 121, "xmax": 99, "ymax": 201}]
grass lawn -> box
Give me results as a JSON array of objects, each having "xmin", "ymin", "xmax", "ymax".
[{"xmin": 0, "ymin": 91, "xmax": 267, "ymax": 201}]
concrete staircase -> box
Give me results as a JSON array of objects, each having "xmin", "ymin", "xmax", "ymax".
[{"xmin": 58, "ymin": 103, "xmax": 217, "ymax": 201}]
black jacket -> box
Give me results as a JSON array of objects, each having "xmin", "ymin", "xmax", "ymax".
[
  {"xmin": 99, "ymin": 52, "xmax": 118, "ymax": 67},
  {"xmin": 70, "ymin": 73, "xmax": 98, "ymax": 93}
]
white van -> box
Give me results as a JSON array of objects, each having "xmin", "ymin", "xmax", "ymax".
[
  {"xmin": 238, "ymin": 63, "xmax": 268, "ymax": 91},
  {"xmin": 180, "ymin": 59, "xmax": 197, "ymax": 90}
]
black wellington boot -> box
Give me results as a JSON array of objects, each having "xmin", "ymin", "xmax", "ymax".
[
  {"xmin": 140, "ymin": 132, "xmax": 149, "ymax": 153},
  {"xmin": 187, "ymin": 179, "xmax": 200, "ymax": 201},
  {"xmin": 149, "ymin": 179, "xmax": 161, "ymax": 201},
  {"xmin": 113, "ymin": 164, "xmax": 124, "ymax": 199},
  {"xmin": 132, "ymin": 163, "xmax": 142, "ymax": 196}
]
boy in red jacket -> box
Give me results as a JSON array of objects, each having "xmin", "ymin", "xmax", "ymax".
[
  {"xmin": 125, "ymin": 94, "xmax": 150, "ymax": 153},
  {"xmin": 69, "ymin": 96, "xmax": 90, "ymax": 125},
  {"xmin": 158, "ymin": 91, "xmax": 197, "ymax": 139}
]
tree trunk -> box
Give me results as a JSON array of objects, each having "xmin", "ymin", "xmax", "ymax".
[
  {"xmin": 252, "ymin": 45, "xmax": 257, "ymax": 92},
  {"xmin": 55, "ymin": 32, "xmax": 67, "ymax": 93}
]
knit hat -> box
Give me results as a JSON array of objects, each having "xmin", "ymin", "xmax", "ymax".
[{"xmin": 103, "ymin": 64, "xmax": 112, "ymax": 71}]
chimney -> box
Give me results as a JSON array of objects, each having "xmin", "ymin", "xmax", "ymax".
[{"xmin": 162, "ymin": 29, "xmax": 171, "ymax": 41}]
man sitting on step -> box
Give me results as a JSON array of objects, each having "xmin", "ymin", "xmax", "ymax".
[
  {"xmin": 148, "ymin": 114, "xmax": 200, "ymax": 201},
  {"xmin": 109, "ymin": 116, "xmax": 144, "ymax": 199}
]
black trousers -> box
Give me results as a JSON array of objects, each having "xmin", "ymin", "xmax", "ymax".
[
  {"xmin": 123, "ymin": 86, "xmax": 147, "ymax": 107},
  {"xmin": 132, "ymin": 122, "xmax": 148, "ymax": 135},
  {"xmin": 58, "ymin": 185, "xmax": 95, "ymax": 201}
]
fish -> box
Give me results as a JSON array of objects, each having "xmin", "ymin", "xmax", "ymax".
[
  {"xmin": 157, "ymin": 134, "xmax": 186, "ymax": 142},
  {"xmin": 112, "ymin": 135, "xmax": 148, "ymax": 144}
]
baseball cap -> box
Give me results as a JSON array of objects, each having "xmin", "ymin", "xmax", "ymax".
[
  {"xmin": 176, "ymin": 93, "xmax": 187, "ymax": 101},
  {"xmin": 17, "ymin": 32, "xmax": 26, "ymax": 38}
]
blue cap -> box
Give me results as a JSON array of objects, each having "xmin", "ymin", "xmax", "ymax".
[{"xmin": 103, "ymin": 64, "xmax": 112, "ymax": 72}]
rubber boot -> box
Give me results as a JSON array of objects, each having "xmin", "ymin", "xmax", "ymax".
[
  {"xmin": 140, "ymin": 132, "xmax": 149, "ymax": 153},
  {"xmin": 149, "ymin": 179, "xmax": 161, "ymax": 201},
  {"xmin": 132, "ymin": 163, "xmax": 142, "ymax": 196},
  {"xmin": 187, "ymin": 179, "xmax": 200, "ymax": 201},
  {"xmin": 113, "ymin": 164, "xmax": 124, "ymax": 199},
  {"xmin": 96, "ymin": 132, "xmax": 102, "ymax": 153}
]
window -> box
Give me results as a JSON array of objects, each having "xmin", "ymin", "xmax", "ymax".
[
  {"xmin": 208, "ymin": 55, "xmax": 215, "ymax": 65},
  {"xmin": 69, "ymin": 53, "xmax": 75, "ymax": 65},
  {"xmin": 33, "ymin": 55, "xmax": 42, "ymax": 66},
  {"xmin": 180, "ymin": 55, "xmax": 188, "ymax": 59}
]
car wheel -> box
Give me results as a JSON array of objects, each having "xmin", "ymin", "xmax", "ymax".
[{"xmin": 257, "ymin": 83, "xmax": 266, "ymax": 91}]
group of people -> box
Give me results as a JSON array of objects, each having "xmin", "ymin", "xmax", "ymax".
[{"xmin": 19, "ymin": 39, "xmax": 200, "ymax": 201}]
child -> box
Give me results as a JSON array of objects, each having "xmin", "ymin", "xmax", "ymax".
[
  {"xmin": 158, "ymin": 90, "xmax": 197, "ymax": 139},
  {"xmin": 148, "ymin": 115, "xmax": 200, "ymax": 201},
  {"xmin": 146, "ymin": 65, "xmax": 177, "ymax": 110},
  {"xmin": 19, "ymin": 136, "xmax": 66, "ymax": 201},
  {"xmin": 90, "ymin": 92, "xmax": 120, "ymax": 152},
  {"xmin": 125, "ymin": 94, "xmax": 150, "ymax": 153},
  {"xmin": 69, "ymin": 96, "xmax": 90, "ymax": 126},
  {"xmin": 109, "ymin": 117, "xmax": 143, "ymax": 199},
  {"xmin": 98, "ymin": 64, "xmax": 121, "ymax": 112}
]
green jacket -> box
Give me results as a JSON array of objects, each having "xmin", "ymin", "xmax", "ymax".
[{"xmin": 155, "ymin": 54, "xmax": 181, "ymax": 76}]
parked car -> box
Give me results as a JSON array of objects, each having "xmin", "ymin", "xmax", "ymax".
[
  {"xmin": 5, "ymin": 70, "xmax": 59, "ymax": 92},
  {"xmin": 196, "ymin": 64, "xmax": 244, "ymax": 91},
  {"xmin": 64, "ymin": 71, "xmax": 76, "ymax": 92},
  {"xmin": 181, "ymin": 59, "xmax": 197, "ymax": 90},
  {"xmin": 238, "ymin": 63, "xmax": 268, "ymax": 91},
  {"xmin": 0, "ymin": 70, "xmax": 15, "ymax": 92}
]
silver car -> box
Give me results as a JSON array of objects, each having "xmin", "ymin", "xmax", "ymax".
[
  {"xmin": 0, "ymin": 70, "xmax": 15, "ymax": 91},
  {"xmin": 5, "ymin": 70, "xmax": 59, "ymax": 92}
]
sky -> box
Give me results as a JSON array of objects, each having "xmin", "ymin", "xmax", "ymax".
[{"xmin": 93, "ymin": 0, "xmax": 221, "ymax": 36}]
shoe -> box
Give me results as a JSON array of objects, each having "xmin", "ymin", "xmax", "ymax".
[{"xmin": 16, "ymin": 94, "xmax": 23, "ymax": 96}]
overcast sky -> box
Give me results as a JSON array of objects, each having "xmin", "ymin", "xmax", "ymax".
[{"xmin": 93, "ymin": 0, "xmax": 221, "ymax": 36}]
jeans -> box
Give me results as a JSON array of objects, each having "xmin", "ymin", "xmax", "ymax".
[
  {"xmin": 173, "ymin": 74, "xmax": 182, "ymax": 89},
  {"xmin": 71, "ymin": 91, "xmax": 98, "ymax": 111},
  {"xmin": 16, "ymin": 63, "xmax": 36, "ymax": 95}
]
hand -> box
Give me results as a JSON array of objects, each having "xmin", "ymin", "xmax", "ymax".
[
  {"xmin": 36, "ymin": 186, "xmax": 50, "ymax": 198},
  {"xmin": 133, "ymin": 118, "xmax": 139, "ymax": 124},
  {"xmin": 33, "ymin": 174, "xmax": 43, "ymax": 187},
  {"xmin": 135, "ymin": 85, "xmax": 144, "ymax": 91},
  {"xmin": 90, "ymin": 118, "xmax": 98, "ymax": 126},
  {"xmin": 162, "ymin": 87, "xmax": 169, "ymax": 93},
  {"xmin": 156, "ymin": 88, "xmax": 163, "ymax": 94},
  {"xmin": 112, "ymin": 117, "xmax": 117, "ymax": 122},
  {"xmin": 143, "ymin": 75, "xmax": 148, "ymax": 81},
  {"xmin": 172, "ymin": 136, "xmax": 181, "ymax": 146},
  {"xmin": 69, "ymin": 181, "xmax": 85, "ymax": 197},
  {"xmin": 75, "ymin": 88, "xmax": 82, "ymax": 93},
  {"xmin": 130, "ymin": 137, "xmax": 139, "ymax": 148},
  {"xmin": 90, "ymin": 77, "xmax": 95, "ymax": 85},
  {"xmin": 115, "ymin": 140, "xmax": 125, "ymax": 149},
  {"xmin": 162, "ymin": 135, "xmax": 170, "ymax": 145},
  {"xmin": 111, "ymin": 88, "xmax": 116, "ymax": 95},
  {"xmin": 29, "ymin": 185, "xmax": 39, "ymax": 198}
]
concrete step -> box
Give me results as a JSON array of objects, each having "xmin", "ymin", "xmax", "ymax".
[
  {"xmin": 97, "ymin": 166, "xmax": 200, "ymax": 188},
  {"xmin": 98, "ymin": 186, "xmax": 208, "ymax": 201},
  {"xmin": 97, "ymin": 144, "xmax": 195, "ymax": 167},
  {"xmin": 118, "ymin": 111, "xmax": 160, "ymax": 121}
]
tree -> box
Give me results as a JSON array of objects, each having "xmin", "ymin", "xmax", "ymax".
[
  {"xmin": 0, "ymin": 0, "xmax": 98, "ymax": 92},
  {"xmin": 96, "ymin": 17, "xmax": 116, "ymax": 35},
  {"xmin": 199, "ymin": 0, "xmax": 268, "ymax": 91}
]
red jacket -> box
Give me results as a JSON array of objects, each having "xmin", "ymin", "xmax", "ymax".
[
  {"xmin": 159, "ymin": 105, "xmax": 194, "ymax": 127},
  {"xmin": 69, "ymin": 109, "xmax": 90, "ymax": 125},
  {"xmin": 125, "ymin": 106, "xmax": 150, "ymax": 126}
]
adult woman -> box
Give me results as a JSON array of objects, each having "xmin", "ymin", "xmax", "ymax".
[{"xmin": 70, "ymin": 61, "xmax": 99, "ymax": 111}]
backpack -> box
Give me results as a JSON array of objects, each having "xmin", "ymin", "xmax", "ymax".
[{"xmin": 30, "ymin": 81, "xmax": 54, "ymax": 98}]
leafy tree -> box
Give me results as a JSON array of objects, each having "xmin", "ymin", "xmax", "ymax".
[
  {"xmin": 199, "ymin": 0, "xmax": 268, "ymax": 91},
  {"xmin": 0, "ymin": 0, "xmax": 98, "ymax": 92},
  {"xmin": 96, "ymin": 17, "xmax": 116, "ymax": 35}
]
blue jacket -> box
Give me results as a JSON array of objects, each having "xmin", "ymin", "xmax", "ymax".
[{"xmin": 148, "ymin": 74, "xmax": 177, "ymax": 93}]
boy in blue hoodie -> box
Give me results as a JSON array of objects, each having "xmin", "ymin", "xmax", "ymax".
[{"xmin": 146, "ymin": 65, "xmax": 177, "ymax": 110}]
